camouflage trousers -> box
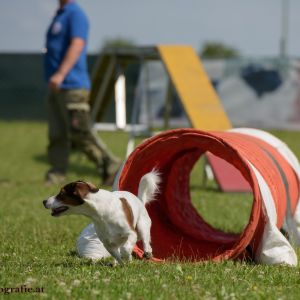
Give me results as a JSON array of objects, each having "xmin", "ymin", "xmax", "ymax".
[{"xmin": 46, "ymin": 89, "xmax": 116, "ymax": 175}]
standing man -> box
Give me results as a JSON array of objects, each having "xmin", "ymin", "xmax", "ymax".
[{"xmin": 44, "ymin": 0, "xmax": 120, "ymax": 185}]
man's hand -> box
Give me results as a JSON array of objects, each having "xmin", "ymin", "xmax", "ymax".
[
  {"xmin": 49, "ymin": 72, "xmax": 65, "ymax": 90},
  {"xmin": 48, "ymin": 38, "xmax": 85, "ymax": 91}
]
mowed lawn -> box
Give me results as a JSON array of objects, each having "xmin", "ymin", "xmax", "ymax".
[{"xmin": 1, "ymin": 121, "xmax": 300, "ymax": 300}]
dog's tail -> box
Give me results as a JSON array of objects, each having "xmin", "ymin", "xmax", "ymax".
[{"xmin": 138, "ymin": 169, "xmax": 161, "ymax": 205}]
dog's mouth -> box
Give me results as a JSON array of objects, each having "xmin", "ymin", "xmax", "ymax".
[{"xmin": 51, "ymin": 206, "xmax": 69, "ymax": 216}]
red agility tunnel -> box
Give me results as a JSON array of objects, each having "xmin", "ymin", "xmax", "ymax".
[{"xmin": 117, "ymin": 129, "xmax": 300, "ymax": 262}]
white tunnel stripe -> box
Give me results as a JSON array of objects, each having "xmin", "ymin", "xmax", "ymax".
[
  {"xmin": 231, "ymin": 128, "xmax": 300, "ymax": 247},
  {"xmin": 247, "ymin": 160, "xmax": 297, "ymax": 265},
  {"xmin": 247, "ymin": 161, "xmax": 277, "ymax": 224},
  {"xmin": 230, "ymin": 128, "xmax": 300, "ymax": 177}
]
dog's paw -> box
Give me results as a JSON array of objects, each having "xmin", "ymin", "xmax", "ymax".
[
  {"xmin": 143, "ymin": 252, "xmax": 153, "ymax": 259},
  {"xmin": 108, "ymin": 258, "xmax": 119, "ymax": 267}
]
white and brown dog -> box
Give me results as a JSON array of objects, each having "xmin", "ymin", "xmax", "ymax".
[{"xmin": 43, "ymin": 170, "xmax": 160, "ymax": 264}]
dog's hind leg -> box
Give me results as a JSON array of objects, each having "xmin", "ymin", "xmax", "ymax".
[
  {"xmin": 120, "ymin": 231, "xmax": 137, "ymax": 262},
  {"xmin": 136, "ymin": 211, "xmax": 153, "ymax": 259}
]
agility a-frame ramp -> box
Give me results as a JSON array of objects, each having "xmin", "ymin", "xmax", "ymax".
[
  {"xmin": 157, "ymin": 45, "xmax": 231, "ymax": 130},
  {"xmin": 90, "ymin": 45, "xmax": 250, "ymax": 192}
]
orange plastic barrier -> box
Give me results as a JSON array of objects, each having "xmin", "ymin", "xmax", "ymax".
[{"xmin": 117, "ymin": 129, "xmax": 300, "ymax": 262}]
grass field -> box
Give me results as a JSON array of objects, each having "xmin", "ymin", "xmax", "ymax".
[{"xmin": 1, "ymin": 121, "xmax": 300, "ymax": 299}]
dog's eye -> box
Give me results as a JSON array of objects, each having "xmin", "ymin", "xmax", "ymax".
[
  {"xmin": 58, "ymin": 188, "xmax": 68, "ymax": 196},
  {"xmin": 56, "ymin": 191, "xmax": 66, "ymax": 199}
]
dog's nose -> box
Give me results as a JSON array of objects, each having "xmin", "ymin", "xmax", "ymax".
[{"xmin": 43, "ymin": 200, "xmax": 48, "ymax": 208}]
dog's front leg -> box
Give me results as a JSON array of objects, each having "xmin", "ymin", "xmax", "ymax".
[
  {"xmin": 93, "ymin": 227, "xmax": 123, "ymax": 265},
  {"xmin": 105, "ymin": 246, "xmax": 123, "ymax": 265}
]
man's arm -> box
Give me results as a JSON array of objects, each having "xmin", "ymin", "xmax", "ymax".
[{"xmin": 49, "ymin": 37, "xmax": 85, "ymax": 90}]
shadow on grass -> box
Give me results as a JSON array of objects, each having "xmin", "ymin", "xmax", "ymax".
[
  {"xmin": 33, "ymin": 153, "xmax": 48, "ymax": 165},
  {"xmin": 0, "ymin": 178, "xmax": 12, "ymax": 187},
  {"xmin": 53, "ymin": 261, "xmax": 114, "ymax": 268},
  {"xmin": 50, "ymin": 250, "xmax": 115, "ymax": 267},
  {"xmin": 68, "ymin": 250, "xmax": 79, "ymax": 258},
  {"xmin": 33, "ymin": 154, "xmax": 98, "ymax": 177},
  {"xmin": 59, "ymin": 250, "xmax": 150, "ymax": 267},
  {"xmin": 189, "ymin": 184, "xmax": 219, "ymax": 192}
]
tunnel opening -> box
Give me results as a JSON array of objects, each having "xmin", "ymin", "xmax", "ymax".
[
  {"xmin": 189, "ymin": 153, "xmax": 253, "ymax": 235},
  {"xmin": 118, "ymin": 129, "xmax": 262, "ymax": 261}
]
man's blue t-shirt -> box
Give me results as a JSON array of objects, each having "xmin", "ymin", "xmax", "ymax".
[{"xmin": 44, "ymin": 1, "xmax": 91, "ymax": 89}]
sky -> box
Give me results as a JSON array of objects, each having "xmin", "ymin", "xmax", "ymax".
[{"xmin": 0, "ymin": 0, "xmax": 300, "ymax": 57}]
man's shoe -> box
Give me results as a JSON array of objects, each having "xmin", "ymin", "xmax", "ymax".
[
  {"xmin": 44, "ymin": 171, "xmax": 66, "ymax": 186},
  {"xmin": 102, "ymin": 159, "xmax": 122, "ymax": 186}
]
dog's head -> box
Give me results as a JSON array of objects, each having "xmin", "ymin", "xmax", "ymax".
[{"xmin": 43, "ymin": 181, "xmax": 99, "ymax": 217}]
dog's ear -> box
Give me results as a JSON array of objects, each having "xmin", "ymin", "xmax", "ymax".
[{"xmin": 74, "ymin": 181, "xmax": 98, "ymax": 199}]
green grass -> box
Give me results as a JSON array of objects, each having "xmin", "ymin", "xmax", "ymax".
[{"xmin": 1, "ymin": 121, "xmax": 300, "ymax": 299}]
